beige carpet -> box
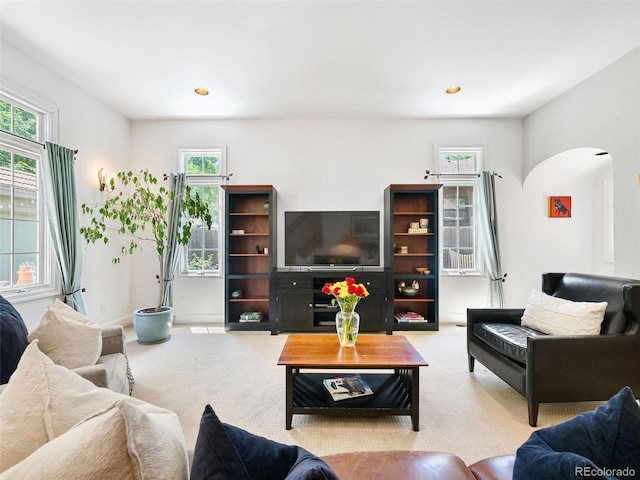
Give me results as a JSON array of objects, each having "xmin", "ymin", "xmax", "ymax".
[{"xmin": 125, "ymin": 323, "xmax": 603, "ymax": 465}]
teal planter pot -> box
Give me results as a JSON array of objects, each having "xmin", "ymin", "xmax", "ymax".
[{"xmin": 133, "ymin": 306, "xmax": 173, "ymax": 344}]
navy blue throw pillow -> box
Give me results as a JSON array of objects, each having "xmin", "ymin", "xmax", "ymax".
[
  {"xmin": 514, "ymin": 386, "xmax": 640, "ymax": 480},
  {"xmin": 0, "ymin": 295, "xmax": 30, "ymax": 384},
  {"xmin": 190, "ymin": 405, "xmax": 338, "ymax": 480}
]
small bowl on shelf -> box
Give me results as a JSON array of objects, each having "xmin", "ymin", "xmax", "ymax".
[
  {"xmin": 398, "ymin": 280, "xmax": 420, "ymax": 297},
  {"xmin": 415, "ymin": 267, "xmax": 431, "ymax": 275}
]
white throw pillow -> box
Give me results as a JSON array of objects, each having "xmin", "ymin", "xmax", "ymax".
[
  {"xmin": 0, "ymin": 341, "xmax": 186, "ymax": 474},
  {"xmin": 0, "ymin": 399, "xmax": 188, "ymax": 480},
  {"xmin": 521, "ymin": 290, "xmax": 607, "ymax": 336},
  {"xmin": 28, "ymin": 298, "xmax": 102, "ymax": 369}
]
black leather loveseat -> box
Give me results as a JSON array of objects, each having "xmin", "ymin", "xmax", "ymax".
[{"xmin": 467, "ymin": 272, "xmax": 640, "ymax": 426}]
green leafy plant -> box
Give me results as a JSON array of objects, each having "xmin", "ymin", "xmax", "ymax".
[{"xmin": 80, "ymin": 169, "xmax": 212, "ymax": 312}]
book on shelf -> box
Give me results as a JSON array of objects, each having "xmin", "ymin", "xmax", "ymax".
[
  {"xmin": 239, "ymin": 312, "xmax": 264, "ymax": 322},
  {"xmin": 394, "ymin": 311, "xmax": 428, "ymax": 322},
  {"xmin": 322, "ymin": 375, "xmax": 374, "ymax": 402}
]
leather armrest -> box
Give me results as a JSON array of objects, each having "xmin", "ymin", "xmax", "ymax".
[
  {"xmin": 468, "ymin": 454, "xmax": 515, "ymax": 480},
  {"xmin": 467, "ymin": 309, "xmax": 524, "ymax": 326},
  {"xmin": 526, "ymin": 333, "xmax": 640, "ymax": 397},
  {"xmin": 100, "ymin": 325, "xmax": 126, "ymax": 356},
  {"xmin": 322, "ymin": 451, "xmax": 476, "ymax": 480},
  {"xmin": 72, "ymin": 364, "xmax": 109, "ymax": 388}
]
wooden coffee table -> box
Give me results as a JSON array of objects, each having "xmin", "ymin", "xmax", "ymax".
[{"xmin": 277, "ymin": 334, "xmax": 428, "ymax": 431}]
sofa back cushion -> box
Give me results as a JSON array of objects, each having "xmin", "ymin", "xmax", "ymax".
[
  {"xmin": 0, "ymin": 340, "xmax": 186, "ymax": 473},
  {"xmin": 543, "ymin": 273, "xmax": 638, "ymax": 334},
  {"xmin": 27, "ymin": 298, "xmax": 102, "ymax": 369},
  {"xmin": 0, "ymin": 296, "xmax": 29, "ymax": 384},
  {"xmin": 0, "ymin": 399, "xmax": 188, "ymax": 480}
]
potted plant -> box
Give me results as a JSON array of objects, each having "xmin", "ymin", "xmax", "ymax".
[{"xmin": 80, "ymin": 169, "xmax": 212, "ymax": 343}]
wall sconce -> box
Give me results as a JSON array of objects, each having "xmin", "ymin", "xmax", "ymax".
[{"xmin": 98, "ymin": 168, "xmax": 116, "ymax": 193}]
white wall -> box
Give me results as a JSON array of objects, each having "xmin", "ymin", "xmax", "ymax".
[
  {"xmin": 131, "ymin": 118, "xmax": 526, "ymax": 323},
  {"xmin": 523, "ymin": 47, "xmax": 640, "ymax": 279},
  {"xmin": 1, "ymin": 40, "xmax": 132, "ymax": 330}
]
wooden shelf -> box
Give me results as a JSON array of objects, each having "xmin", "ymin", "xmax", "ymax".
[
  {"xmin": 229, "ymin": 212, "xmax": 269, "ymax": 216},
  {"xmin": 385, "ymin": 184, "xmax": 442, "ymax": 332},
  {"xmin": 229, "ymin": 297, "xmax": 270, "ymax": 302},
  {"xmin": 393, "ymin": 232, "xmax": 434, "ymax": 236},
  {"xmin": 224, "ymin": 186, "xmax": 277, "ymax": 333},
  {"xmin": 229, "ymin": 233, "xmax": 269, "ymax": 236},
  {"xmin": 394, "ymin": 298, "xmax": 435, "ymax": 302},
  {"xmin": 393, "ymin": 212, "xmax": 436, "ymax": 215}
]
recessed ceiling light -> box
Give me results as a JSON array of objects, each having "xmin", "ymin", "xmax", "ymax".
[
  {"xmin": 446, "ymin": 85, "xmax": 461, "ymax": 94},
  {"xmin": 194, "ymin": 87, "xmax": 209, "ymax": 96}
]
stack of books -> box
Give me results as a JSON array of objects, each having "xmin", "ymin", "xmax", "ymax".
[
  {"xmin": 394, "ymin": 311, "xmax": 427, "ymax": 323},
  {"xmin": 239, "ymin": 312, "xmax": 264, "ymax": 322},
  {"xmin": 322, "ymin": 375, "xmax": 374, "ymax": 402}
]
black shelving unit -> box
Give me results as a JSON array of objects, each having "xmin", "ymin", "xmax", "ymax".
[
  {"xmin": 223, "ymin": 185, "xmax": 277, "ymax": 332},
  {"xmin": 384, "ymin": 184, "xmax": 442, "ymax": 332}
]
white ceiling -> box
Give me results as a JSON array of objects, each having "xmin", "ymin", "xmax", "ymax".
[{"xmin": 1, "ymin": 1, "xmax": 639, "ymax": 120}]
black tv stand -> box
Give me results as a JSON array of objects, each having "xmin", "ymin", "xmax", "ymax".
[{"xmin": 274, "ymin": 268, "xmax": 390, "ymax": 334}]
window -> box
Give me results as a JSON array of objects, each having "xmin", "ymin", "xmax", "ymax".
[
  {"xmin": 180, "ymin": 148, "xmax": 226, "ymax": 276},
  {"xmin": 437, "ymin": 146, "xmax": 483, "ymax": 275},
  {"xmin": 0, "ymin": 87, "xmax": 58, "ymax": 298}
]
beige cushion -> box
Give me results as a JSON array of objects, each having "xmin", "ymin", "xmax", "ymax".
[
  {"xmin": 0, "ymin": 341, "xmax": 187, "ymax": 474},
  {"xmin": 521, "ymin": 290, "xmax": 608, "ymax": 336},
  {"xmin": 0, "ymin": 399, "xmax": 188, "ymax": 480},
  {"xmin": 28, "ymin": 298, "xmax": 102, "ymax": 369}
]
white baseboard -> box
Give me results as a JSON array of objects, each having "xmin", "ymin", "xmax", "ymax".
[
  {"xmin": 174, "ymin": 313, "xmax": 224, "ymax": 325},
  {"xmin": 102, "ymin": 314, "xmax": 133, "ymax": 328}
]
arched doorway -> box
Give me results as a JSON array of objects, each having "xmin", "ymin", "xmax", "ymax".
[{"xmin": 522, "ymin": 147, "xmax": 613, "ymax": 279}]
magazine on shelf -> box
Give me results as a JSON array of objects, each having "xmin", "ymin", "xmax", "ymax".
[
  {"xmin": 394, "ymin": 311, "xmax": 428, "ymax": 322},
  {"xmin": 322, "ymin": 375, "xmax": 374, "ymax": 402}
]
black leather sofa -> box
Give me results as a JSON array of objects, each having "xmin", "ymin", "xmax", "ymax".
[{"xmin": 467, "ymin": 272, "xmax": 640, "ymax": 426}]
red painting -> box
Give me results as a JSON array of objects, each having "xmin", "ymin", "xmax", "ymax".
[{"xmin": 548, "ymin": 196, "xmax": 571, "ymax": 218}]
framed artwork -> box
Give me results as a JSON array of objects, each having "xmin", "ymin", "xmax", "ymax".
[{"xmin": 548, "ymin": 196, "xmax": 572, "ymax": 218}]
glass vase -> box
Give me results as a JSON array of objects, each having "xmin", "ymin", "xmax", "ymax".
[{"xmin": 335, "ymin": 305, "xmax": 360, "ymax": 347}]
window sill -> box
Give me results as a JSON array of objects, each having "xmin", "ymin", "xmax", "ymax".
[
  {"xmin": 1, "ymin": 284, "xmax": 61, "ymax": 304},
  {"xmin": 440, "ymin": 271, "xmax": 486, "ymax": 278},
  {"xmin": 179, "ymin": 272, "xmax": 222, "ymax": 278}
]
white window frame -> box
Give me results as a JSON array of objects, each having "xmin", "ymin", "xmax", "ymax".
[
  {"xmin": 0, "ymin": 80, "xmax": 60, "ymax": 302},
  {"xmin": 179, "ymin": 147, "xmax": 226, "ymax": 277},
  {"xmin": 437, "ymin": 146, "xmax": 484, "ymax": 277}
]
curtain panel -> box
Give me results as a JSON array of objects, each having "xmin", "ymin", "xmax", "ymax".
[
  {"xmin": 161, "ymin": 173, "xmax": 185, "ymax": 308},
  {"xmin": 477, "ymin": 171, "xmax": 505, "ymax": 308},
  {"xmin": 42, "ymin": 142, "xmax": 86, "ymax": 314}
]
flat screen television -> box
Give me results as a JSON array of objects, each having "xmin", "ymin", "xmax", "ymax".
[{"xmin": 284, "ymin": 211, "xmax": 380, "ymax": 267}]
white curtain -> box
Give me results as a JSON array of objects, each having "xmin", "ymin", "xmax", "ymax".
[{"xmin": 477, "ymin": 171, "xmax": 505, "ymax": 307}]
